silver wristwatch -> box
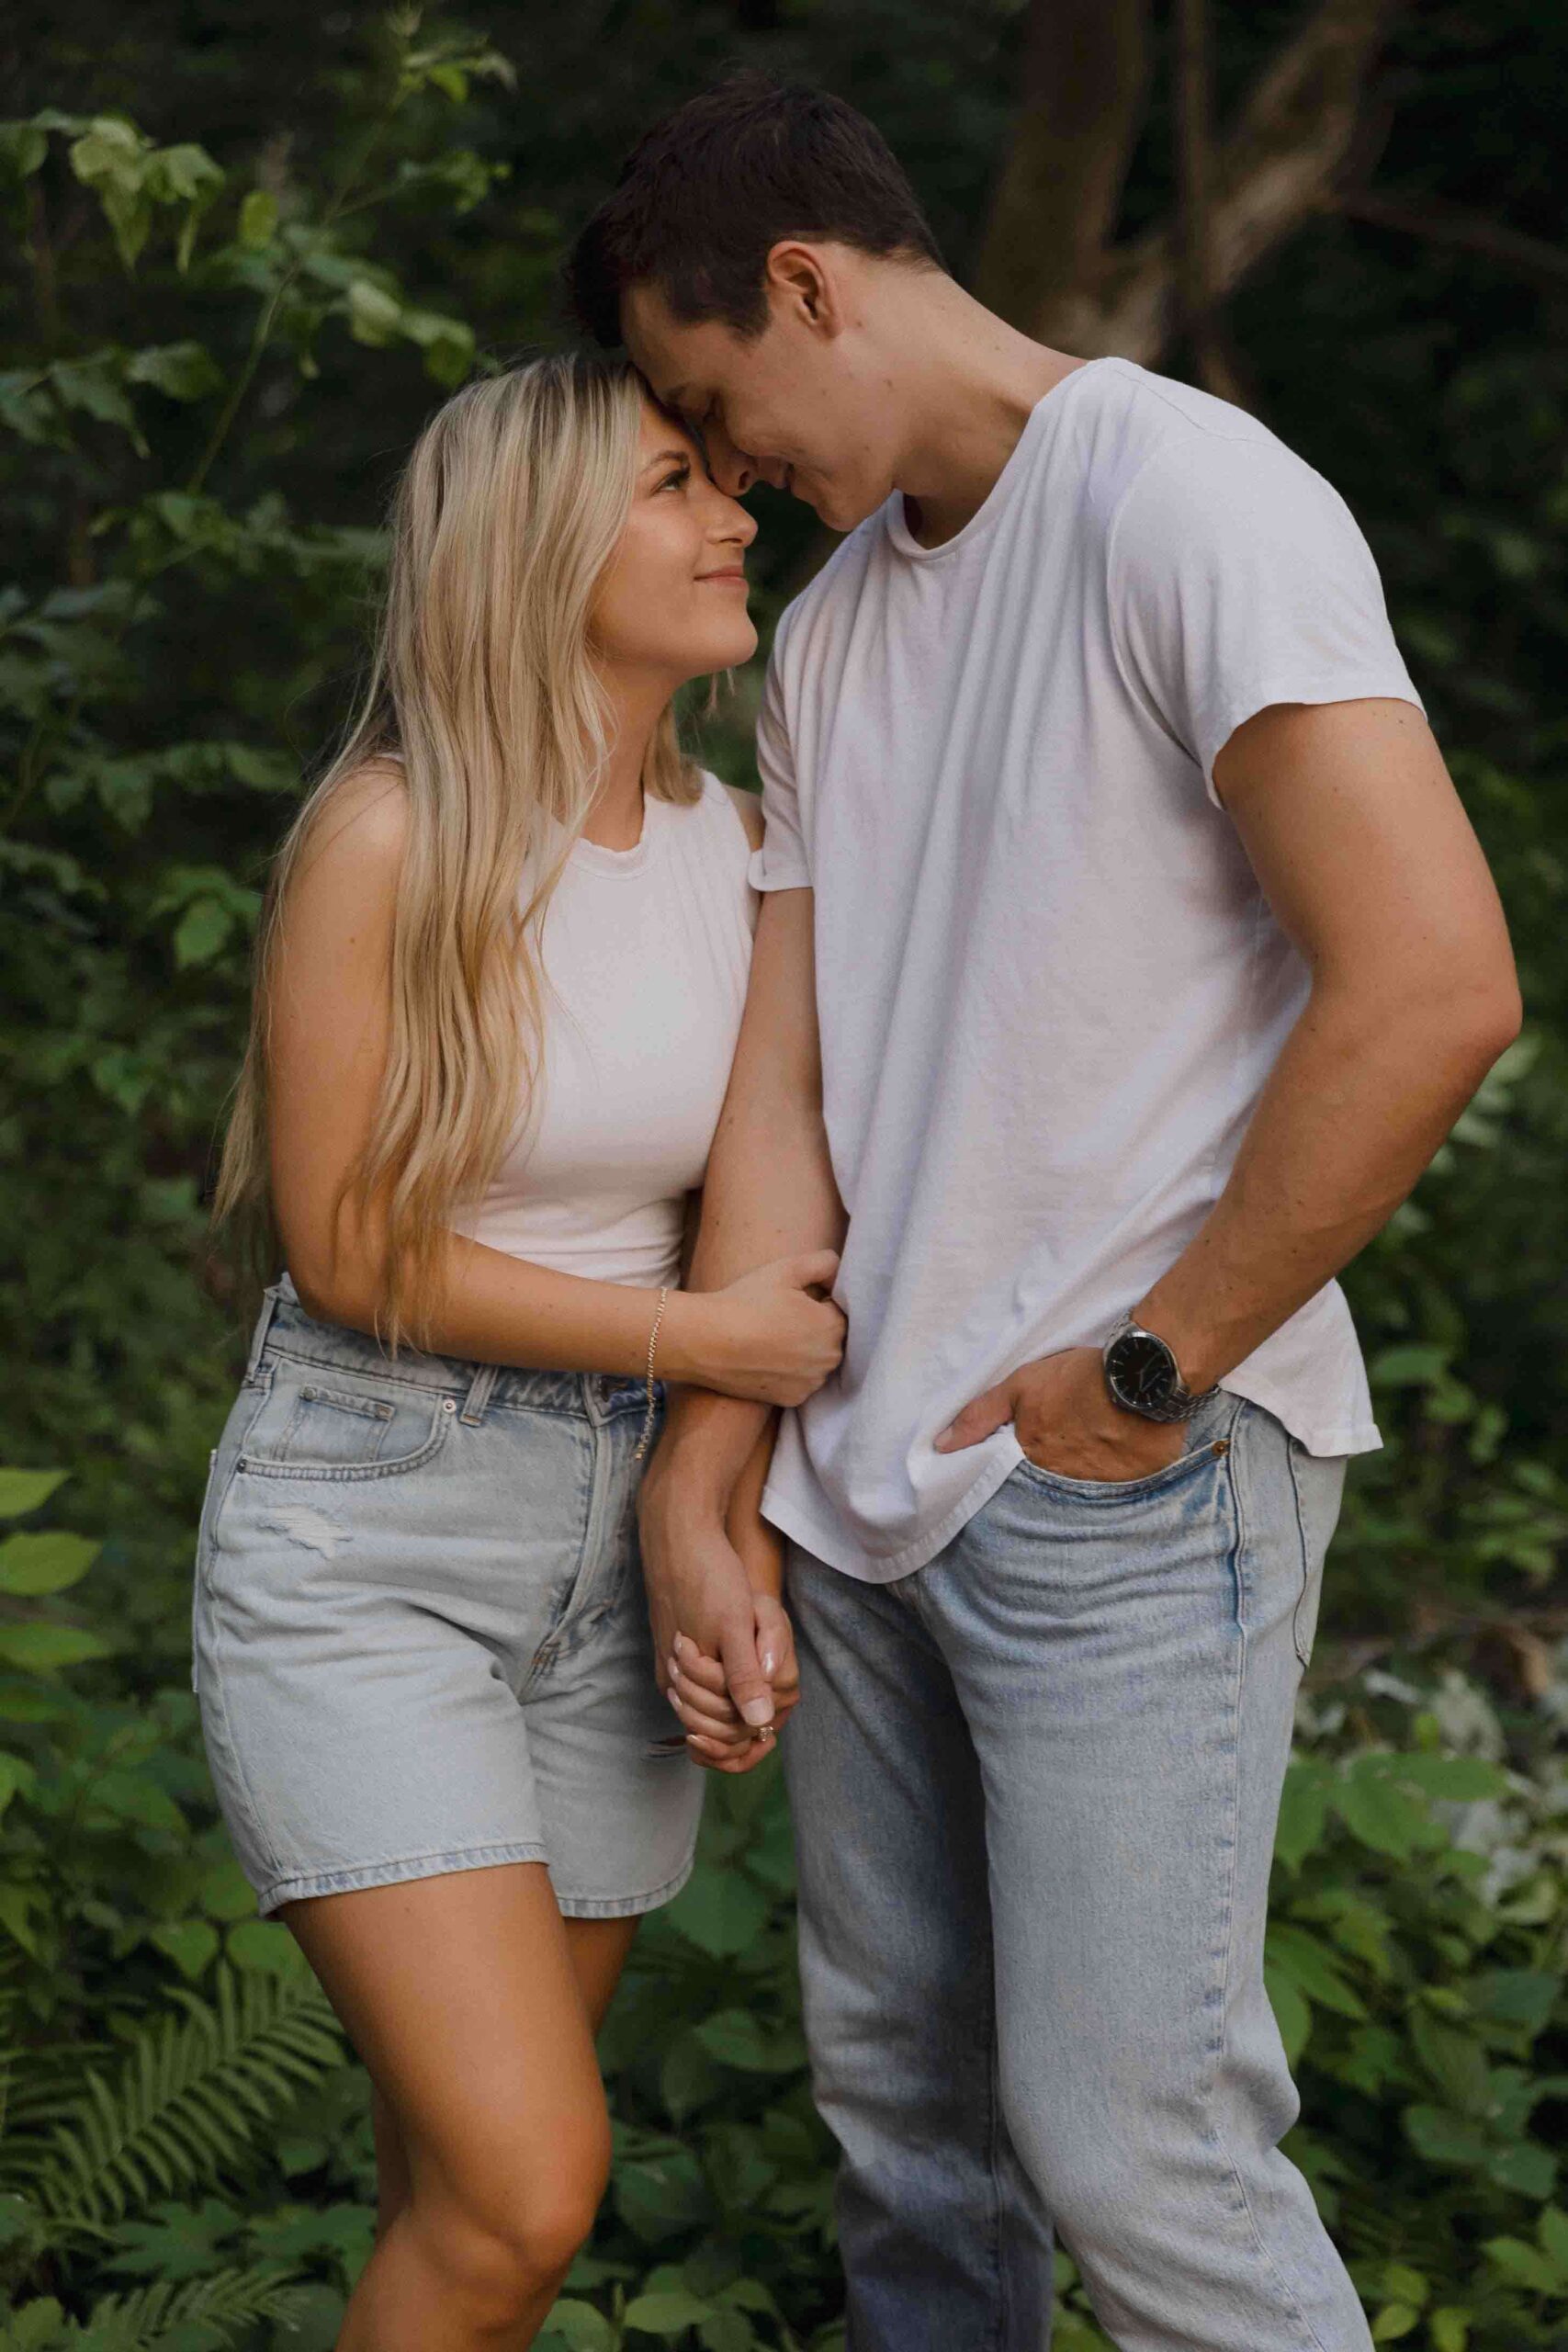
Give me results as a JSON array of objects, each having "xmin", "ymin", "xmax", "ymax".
[{"xmin": 1101, "ymin": 1312, "xmax": 1218, "ymax": 1424}]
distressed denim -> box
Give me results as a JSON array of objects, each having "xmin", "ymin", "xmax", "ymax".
[
  {"xmin": 782, "ymin": 1388, "xmax": 1370, "ymax": 2352},
  {"xmin": 192, "ymin": 1278, "xmax": 701, "ymax": 1918}
]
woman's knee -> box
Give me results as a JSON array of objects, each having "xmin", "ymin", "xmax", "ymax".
[{"xmin": 412, "ymin": 2131, "xmax": 612, "ymax": 2319}]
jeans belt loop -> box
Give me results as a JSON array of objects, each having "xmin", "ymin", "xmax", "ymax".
[
  {"xmin": 243, "ymin": 1283, "xmax": 284, "ymax": 1383},
  {"xmin": 459, "ymin": 1361, "xmax": 499, "ymax": 1427}
]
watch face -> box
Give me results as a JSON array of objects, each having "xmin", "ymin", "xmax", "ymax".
[{"xmin": 1105, "ymin": 1329, "xmax": 1178, "ymax": 1413}]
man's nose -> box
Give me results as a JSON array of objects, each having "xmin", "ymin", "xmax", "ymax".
[{"xmin": 705, "ymin": 421, "xmax": 782, "ymax": 499}]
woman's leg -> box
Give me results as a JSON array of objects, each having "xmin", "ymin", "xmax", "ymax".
[
  {"xmin": 286, "ymin": 1862, "xmax": 639, "ymax": 2351},
  {"xmin": 362, "ymin": 1910, "xmax": 638, "ymax": 2248}
]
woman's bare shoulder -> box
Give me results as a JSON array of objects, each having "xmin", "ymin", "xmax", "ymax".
[{"xmin": 303, "ymin": 755, "xmax": 411, "ymax": 878}]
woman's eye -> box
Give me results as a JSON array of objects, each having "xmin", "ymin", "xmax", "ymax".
[{"xmin": 659, "ymin": 466, "xmax": 691, "ymax": 492}]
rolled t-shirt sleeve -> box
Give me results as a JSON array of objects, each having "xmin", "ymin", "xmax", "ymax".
[
  {"xmin": 1107, "ymin": 430, "xmax": 1425, "ymax": 806},
  {"xmin": 748, "ymin": 641, "xmax": 812, "ymax": 893}
]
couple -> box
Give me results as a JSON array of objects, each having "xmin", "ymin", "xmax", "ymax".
[{"xmin": 193, "ymin": 72, "xmax": 1520, "ymax": 2352}]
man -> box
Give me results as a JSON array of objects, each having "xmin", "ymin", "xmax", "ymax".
[{"xmin": 569, "ymin": 72, "xmax": 1520, "ymax": 2352}]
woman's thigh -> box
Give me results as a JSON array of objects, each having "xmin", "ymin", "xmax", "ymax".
[{"xmin": 284, "ymin": 1862, "xmax": 617, "ymax": 2232}]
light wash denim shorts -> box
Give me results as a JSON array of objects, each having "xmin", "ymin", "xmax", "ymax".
[{"xmin": 191, "ymin": 1278, "xmax": 702, "ymax": 1919}]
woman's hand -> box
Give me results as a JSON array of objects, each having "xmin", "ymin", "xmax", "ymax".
[
  {"xmin": 665, "ymin": 1250, "xmax": 845, "ymax": 1405},
  {"xmin": 665, "ymin": 1600, "xmax": 801, "ymax": 1774}
]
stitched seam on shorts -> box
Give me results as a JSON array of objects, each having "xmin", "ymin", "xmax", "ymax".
[
  {"xmin": 258, "ymin": 1840, "xmax": 551, "ymax": 1912},
  {"xmin": 553, "ymin": 1850, "xmax": 697, "ymax": 1917},
  {"xmin": 236, "ymin": 1411, "xmax": 453, "ymax": 1482},
  {"xmin": 201, "ymin": 1573, "xmax": 288, "ymax": 1889}
]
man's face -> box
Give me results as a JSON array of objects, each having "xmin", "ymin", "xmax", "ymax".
[{"xmin": 622, "ymin": 266, "xmax": 897, "ymax": 536}]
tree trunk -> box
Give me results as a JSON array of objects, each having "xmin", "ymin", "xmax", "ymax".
[{"xmin": 976, "ymin": 0, "xmax": 1405, "ymax": 364}]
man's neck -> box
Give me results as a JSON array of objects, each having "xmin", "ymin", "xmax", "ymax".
[{"xmin": 889, "ymin": 286, "xmax": 1083, "ymax": 549}]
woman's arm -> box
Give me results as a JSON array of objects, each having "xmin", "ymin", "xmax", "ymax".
[{"xmin": 268, "ymin": 768, "xmax": 841, "ymax": 1394}]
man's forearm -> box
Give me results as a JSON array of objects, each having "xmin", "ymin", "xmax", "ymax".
[
  {"xmin": 652, "ymin": 888, "xmax": 845, "ymax": 1512},
  {"xmin": 1137, "ymin": 973, "xmax": 1518, "ymax": 1391}
]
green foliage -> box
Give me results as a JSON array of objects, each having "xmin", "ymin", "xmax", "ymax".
[{"xmin": 1, "ymin": 5, "xmax": 1565, "ymax": 2346}]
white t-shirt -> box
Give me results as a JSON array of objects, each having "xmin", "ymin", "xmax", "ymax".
[
  {"xmin": 451, "ymin": 775, "xmax": 758, "ymax": 1286},
  {"xmin": 750, "ymin": 356, "xmax": 1424, "ymax": 1583}
]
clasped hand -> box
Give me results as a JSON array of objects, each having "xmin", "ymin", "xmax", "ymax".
[{"xmin": 654, "ymin": 1347, "xmax": 1181, "ymax": 1769}]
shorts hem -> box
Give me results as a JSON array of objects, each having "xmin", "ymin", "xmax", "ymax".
[
  {"xmin": 553, "ymin": 1849, "xmax": 698, "ymax": 1919},
  {"xmin": 256, "ymin": 1840, "xmax": 550, "ymax": 1916}
]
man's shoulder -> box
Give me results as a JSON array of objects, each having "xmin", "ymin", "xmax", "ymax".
[{"xmin": 1077, "ymin": 361, "xmax": 1348, "ymax": 552}]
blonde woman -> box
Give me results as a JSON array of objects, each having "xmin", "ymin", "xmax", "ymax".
[{"xmin": 193, "ymin": 351, "xmax": 843, "ymax": 2350}]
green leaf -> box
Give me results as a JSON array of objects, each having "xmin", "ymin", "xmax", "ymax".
[
  {"xmin": 1274, "ymin": 1764, "xmax": 1330, "ymax": 1870},
  {"xmin": 1265, "ymin": 1967, "xmax": 1311, "ymax": 2065},
  {"xmin": 347, "ymin": 279, "xmax": 402, "ymax": 346},
  {"xmin": 198, "ymin": 1857, "xmax": 259, "ymax": 1923},
  {"xmin": 1388, "ymin": 1754, "xmax": 1508, "ymax": 1803},
  {"xmin": 665, "ymin": 1867, "xmax": 770, "ymax": 1958},
  {"xmin": 0, "ymin": 1470, "xmax": 68, "ymax": 1520},
  {"xmin": 0, "ymin": 124, "xmax": 50, "ymax": 179},
  {"xmin": 94, "ymin": 1768, "xmax": 186, "ymax": 1836},
  {"xmin": 542, "ymin": 2299, "xmax": 615, "ymax": 2351},
  {"xmin": 1486, "ymin": 2139, "xmax": 1557, "ymax": 2199},
  {"xmin": 0, "ymin": 1884, "xmax": 45, "ymax": 1955},
  {"xmin": 1371, "ymin": 2307, "xmax": 1420, "ymax": 2342},
  {"xmin": 1428, "ymin": 2310, "xmax": 1470, "ymax": 2352},
  {"xmin": 1538, "ymin": 2206, "xmax": 1568, "ymax": 2277},
  {"xmin": 625, "ymin": 2287, "xmax": 716, "ymax": 2335},
  {"xmin": 1265, "ymin": 1926, "xmax": 1368, "ymax": 2019},
  {"xmin": 0, "ymin": 1622, "xmax": 112, "ymax": 1671},
  {"xmin": 0, "ymin": 1530, "xmax": 99, "ymax": 1595},
  {"xmin": 0, "ymin": 1751, "xmax": 36, "ymax": 1815},
  {"xmin": 1474, "ymin": 1968, "xmax": 1560, "ymax": 2034},
  {"xmin": 150, "ymin": 1920, "xmax": 220, "ymax": 1980},
  {"xmin": 238, "ymin": 187, "xmax": 279, "ymax": 247},
  {"xmin": 127, "ymin": 340, "xmax": 224, "ymax": 401},
  {"xmin": 694, "ymin": 2009, "xmax": 807, "ymax": 2074},
  {"xmin": 227, "ymin": 1920, "xmax": 305, "ymax": 1973},
  {"xmin": 172, "ymin": 895, "xmax": 235, "ymax": 967},
  {"xmin": 1332, "ymin": 1769, "xmax": 1438, "ymax": 1860},
  {"xmin": 1483, "ymin": 2235, "xmax": 1558, "ymax": 2292}
]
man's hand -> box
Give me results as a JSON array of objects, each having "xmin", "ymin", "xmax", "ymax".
[
  {"xmin": 665, "ymin": 1600, "xmax": 802, "ymax": 1775},
  {"xmin": 933, "ymin": 1345, "xmax": 1185, "ymax": 1482},
  {"xmin": 638, "ymin": 1465, "xmax": 778, "ymax": 1729}
]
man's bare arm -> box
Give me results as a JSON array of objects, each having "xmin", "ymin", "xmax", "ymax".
[
  {"xmin": 638, "ymin": 884, "xmax": 846, "ymax": 1724},
  {"xmin": 1137, "ymin": 697, "xmax": 1521, "ymax": 1386},
  {"xmin": 939, "ymin": 697, "xmax": 1522, "ymax": 1475}
]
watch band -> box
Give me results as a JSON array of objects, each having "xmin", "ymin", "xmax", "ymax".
[{"xmin": 1102, "ymin": 1311, "xmax": 1219, "ymax": 1423}]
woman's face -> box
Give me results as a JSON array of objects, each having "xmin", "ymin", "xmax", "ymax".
[{"xmin": 590, "ymin": 398, "xmax": 759, "ymax": 684}]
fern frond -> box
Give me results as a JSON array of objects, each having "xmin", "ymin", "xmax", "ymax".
[
  {"xmin": 69, "ymin": 2263, "xmax": 312, "ymax": 2348},
  {"xmin": 17, "ymin": 1964, "xmax": 344, "ymax": 2228}
]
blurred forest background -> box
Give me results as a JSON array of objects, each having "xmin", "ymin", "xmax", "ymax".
[{"xmin": 1, "ymin": 3, "xmax": 1566, "ymax": 2346}]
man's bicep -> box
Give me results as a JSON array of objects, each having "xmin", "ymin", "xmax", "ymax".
[{"xmin": 1218, "ymin": 698, "xmax": 1516, "ymax": 994}]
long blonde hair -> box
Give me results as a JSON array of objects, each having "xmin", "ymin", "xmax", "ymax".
[{"xmin": 212, "ymin": 351, "xmax": 704, "ymax": 1349}]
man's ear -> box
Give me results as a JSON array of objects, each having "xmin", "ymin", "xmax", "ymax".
[{"xmin": 763, "ymin": 240, "xmax": 841, "ymax": 336}]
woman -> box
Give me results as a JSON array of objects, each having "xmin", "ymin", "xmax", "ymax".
[{"xmin": 194, "ymin": 351, "xmax": 843, "ymax": 2349}]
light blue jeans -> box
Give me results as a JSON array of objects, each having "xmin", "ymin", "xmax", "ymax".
[{"xmin": 782, "ymin": 1388, "xmax": 1371, "ymax": 2352}]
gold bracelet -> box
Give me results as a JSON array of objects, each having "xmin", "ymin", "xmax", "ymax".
[{"xmin": 632, "ymin": 1284, "xmax": 670, "ymax": 1461}]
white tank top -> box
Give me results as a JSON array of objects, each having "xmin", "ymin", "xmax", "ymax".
[{"xmin": 450, "ymin": 773, "xmax": 758, "ymax": 1286}]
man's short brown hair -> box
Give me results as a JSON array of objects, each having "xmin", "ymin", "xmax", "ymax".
[{"xmin": 567, "ymin": 70, "xmax": 945, "ymax": 349}]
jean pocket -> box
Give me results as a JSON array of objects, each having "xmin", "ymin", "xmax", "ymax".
[
  {"xmin": 1012, "ymin": 1419, "xmax": 1234, "ymax": 1505},
  {"xmin": 235, "ymin": 1358, "xmax": 455, "ymax": 1481}
]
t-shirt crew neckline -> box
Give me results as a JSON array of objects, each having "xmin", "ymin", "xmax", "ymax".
[
  {"xmin": 569, "ymin": 787, "xmax": 670, "ymax": 877},
  {"xmin": 882, "ymin": 356, "xmax": 1112, "ymax": 564}
]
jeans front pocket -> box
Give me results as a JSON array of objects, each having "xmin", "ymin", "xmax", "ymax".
[
  {"xmin": 1011, "ymin": 1392, "xmax": 1241, "ymax": 1507},
  {"xmin": 236, "ymin": 1356, "xmax": 455, "ymax": 1481}
]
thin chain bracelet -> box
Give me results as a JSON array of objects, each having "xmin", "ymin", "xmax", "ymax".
[{"xmin": 632, "ymin": 1283, "xmax": 670, "ymax": 1461}]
